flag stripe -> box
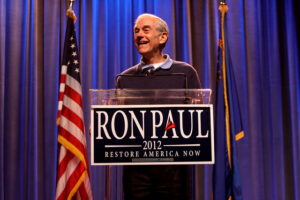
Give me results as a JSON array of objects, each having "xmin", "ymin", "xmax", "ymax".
[
  {"xmin": 64, "ymin": 83, "xmax": 83, "ymax": 108},
  {"xmin": 57, "ymin": 149, "xmax": 75, "ymax": 180},
  {"xmin": 79, "ymin": 186, "xmax": 87, "ymax": 200},
  {"xmin": 58, "ymin": 101, "xmax": 63, "ymax": 110},
  {"xmin": 79, "ymin": 179, "xmax": 89, "ymax": 200},
  {"xmin": 68, "ymin": 171, "xmax": 86, "ymax": 200},
  {"xmin": 61, "ymin": 106, "xmax": 84, "ymax": 135},
  {"xmin": 65, "ymin": 74, "xmax": 82, "ymax": 96},
  {"xmin": 83, "ymin": 174, "xmax": 93, "ymax": 199},
  {"xmin": 58, "ymin": 144, "xmax": 67, "ymax": 163},
  {"xmin": 59, "ymin": 127, "xmax": 86, "ymax": 159},
  {"xmin": 58, "ymin": 122, "xmax": 91, "ymax": 196},
  {"xmin": 57, "ymin": 65, "xmax": 68, "ymax": 122},
  {"xmin": 58, "ymin": 135, "xmax": 87, "ymax": 168},
  {"xmin": 61, "ymin": 65, "xmax": 68, "ymax": 74},
  {"xmin": 58, "ymin": 163, "xmax": 85, "ymax": 200},
  {"xmin": 60, "ymin": 112, "xmax": 85, "ymax": 145},
  {"xmin": 56, "ymin": 156, "xmax": 81, "ymax": 199},
  {"xmin": 61, "ymin": 95, "xmax": 84, "ymax": 122},
  {"xmin": 59, "ymin": 86, "xmax": 66, "ymax": 94}
]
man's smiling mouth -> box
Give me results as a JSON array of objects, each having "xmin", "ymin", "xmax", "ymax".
[{"xmin": 138, "ymin": 41, "xmax": 149, "ymax": 45}]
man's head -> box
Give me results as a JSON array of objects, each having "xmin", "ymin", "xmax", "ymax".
[{"xmin": 133, "ymin": 14, "xmax": 169, "ymax": 59}]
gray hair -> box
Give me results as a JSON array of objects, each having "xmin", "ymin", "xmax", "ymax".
[{"xmin": 135, "ymin": 13, "xmax": 169, "ymax": 49}]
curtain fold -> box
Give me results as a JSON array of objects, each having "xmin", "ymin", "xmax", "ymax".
[{"xmin": 0, "ymin": 0, "xmax": 299, "ymax": 199}]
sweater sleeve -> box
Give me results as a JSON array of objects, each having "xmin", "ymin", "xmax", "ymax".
[{"xmin": 187, "ymin": 67, "xmax": 201, "ymax": 89}]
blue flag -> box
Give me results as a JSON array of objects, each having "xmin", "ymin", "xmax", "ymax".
[{"xmin": 213, "ymin": 3, "xmax": 244, "ymax": 200}]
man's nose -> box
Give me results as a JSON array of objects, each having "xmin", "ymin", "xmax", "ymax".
[{"xmin": 135, "ymin": 31, "xmax": 144, "ymax": 38}]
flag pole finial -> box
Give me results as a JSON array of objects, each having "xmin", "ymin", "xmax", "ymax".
[
  {"xmin": 66, "ymin": 0, "xmax": 77, "ymax": 22},
  {"xmin": 219, "ymin": 0, "xmax": 226, "ymax": 5},
  {"xmin": 219, "ymin": 1, "xmax": 228, "ymax": 14},
  {"xmin": 69, "ymin": 0, "xmax": 75, "ymax": 10}
]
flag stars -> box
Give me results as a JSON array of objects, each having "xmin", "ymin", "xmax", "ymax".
[
  {"xmin": 73, "ymin": 60, "xmax": 79, "ymax": 65},
  {"xmin": 67, "ymin": 61, "xmax": 71, "ymax": 66},
  {"xmin": 70, "ymin": 44, "xmax": 76, "ymax": 48},
  {"xmin": 75, "ymin": 68, "xmax": 80, "ymax": 73},
  {"xmin": 72, "ymin": 52, "xmax": 77, "ymax": 57},
  {"xmin": 70, "ymin": 36, "xmax": 74, "ymax": 41}
]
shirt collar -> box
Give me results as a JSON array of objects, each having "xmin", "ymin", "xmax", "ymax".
[{"xmin": 140, "ymin": 54, "xmax": 173, "ymax": 71}]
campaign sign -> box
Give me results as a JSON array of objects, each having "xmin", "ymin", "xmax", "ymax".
[{"xmin": 91, "ymin": 104, "xmax": 214, "ymax": 165}]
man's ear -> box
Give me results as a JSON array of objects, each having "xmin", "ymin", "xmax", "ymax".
[{"xmin": 159, "ymin": 32, "xmax": 168, "ymax": 44}]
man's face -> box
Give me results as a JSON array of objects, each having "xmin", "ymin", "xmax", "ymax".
[{"xmin": 133, "ymin": 16, "xmax": 164, "ymax": 57}]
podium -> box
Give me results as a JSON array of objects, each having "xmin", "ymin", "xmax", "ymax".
[{"xmin": 90, "ymin": 89, "xmax": 214, "ymax": 166}]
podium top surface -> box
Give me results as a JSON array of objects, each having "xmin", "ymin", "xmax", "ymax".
[{"xmin": 90, "ymin": 89, "xmax": 212, "ymax": 105}]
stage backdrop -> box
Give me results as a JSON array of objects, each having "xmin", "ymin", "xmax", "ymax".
[{"xmin": 0, "ymin": 0, "xmax": 299, "ymax": 200}]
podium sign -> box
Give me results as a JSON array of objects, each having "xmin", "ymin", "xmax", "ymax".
[{"xmin": 90, "ymin": 89, "xmax": 214, "ymax": 165}]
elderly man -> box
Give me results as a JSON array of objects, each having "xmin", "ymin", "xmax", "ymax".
[{"xmin": 116, "ymin": 13, "xmax": 201, "ymax": 200}]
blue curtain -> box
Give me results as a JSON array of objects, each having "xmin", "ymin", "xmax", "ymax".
[{"xmin": 0, "ymin": 0, "xmax": 299, "ymax": 199}]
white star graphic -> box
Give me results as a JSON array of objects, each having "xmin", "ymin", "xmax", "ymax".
[
  {"xmin": 73, "ymin": 60, "xmax": 79, "ymax": 65},
  {"xmin": 72, "ymin": 52, "xmax": 77, "ymax": 56},
  {"xmin": 70, "ymin": 36, "xmax": 74, "ymax": 41},
  {"xmin": 75, "ymin": 68, "xmax": 80, "ymax": 73},
  {"xmin": 70, "ymin": 44, "xmax": 75, "ymax": 48}
]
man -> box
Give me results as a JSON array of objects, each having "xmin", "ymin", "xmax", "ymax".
[{"xmin": 115, "ymin": 13, "xmax": 201, "ymax": 200}]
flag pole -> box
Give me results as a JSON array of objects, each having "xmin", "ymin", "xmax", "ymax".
[
  {"xmin": 69, "ymin": 0, "xmax": 75, "ymax": 10},
  {"xmin": 218, "ymin": 0, "xmax": 231, "ymax": 168}
]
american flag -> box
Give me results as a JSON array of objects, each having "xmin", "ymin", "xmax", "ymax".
[{"xmin": 56, "ymin": 14, "xmax": 93, "ymax": 200}]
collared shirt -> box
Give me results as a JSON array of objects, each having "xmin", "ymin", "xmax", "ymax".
[{"xmin": 140, "ymin": 54, "xmax": 173, "ymax": 71}]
